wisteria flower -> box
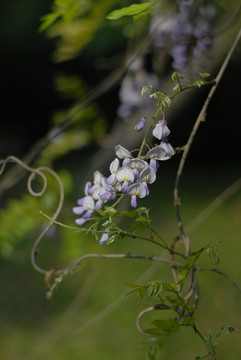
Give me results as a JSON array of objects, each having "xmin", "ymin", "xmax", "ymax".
[
  {"xmin": 106, "ymin": 158, "xmax": 120, "ymax": 185},
  {"xmin": 146, "ymin": 142, "xmax": 174, "ymax": 161},
  {"xmin": 152, "ymin": 120, "xmax": 170, "ymax": 140},
  {"xmin": 127, "ymin": 182, "xmax": 147, "ymax": 207},
  {"xmin": 73, "ymin": 196, "xmax": 95, "ymax": 225},
  {"xmin": 116, "ymin": 167, "xmax": 135, "ymax": 193}
]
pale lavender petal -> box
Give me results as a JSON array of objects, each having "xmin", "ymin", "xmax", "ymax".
[
  {"xmin": 92, "ymin": 186, "xmax": 106, "ymax": 201},
  {"xmin": 100, "ymin": 191, "xmax": 113, "ymax": 201},
  {"xmin": 109, "ymin": 158, "xmax": 120, "ymax": 174},
  {"xmin": 77, "ymin": 198, "xmax": 85, "ymax": 206},
  {"xmin": 116, "ymin": 167, "xmax": 135, "ymax": 183},
  {"xmin": 146, "ymin": 146, "xmax": 166, "ymax": 160},
  {"xmin": 139, "ymin": 166, "xmax": 156, "ymax": 184},
  {"xmin": 75, "ymin": 218, "xmax": 86, "ymax": 226},
  {"xmin": 149, "ymin": 159, "xmax": 158, "ymax": 173},
  {"xmin": 84, "ymin": 181, "xmax": 91, "ymax": 196},
  {"xmin": 128, "ymin": 182, "xmax": 146, "ymax": 198},
  {"xmin": 93, "ymin": 171, "xmax": 103, "ymax": 185},
  {"xmin": 128, "ymin": 158, "xmax": 147, "ymax": 171},
  {"xmin": 121, "ymin": 181, "xmax": 129, "ymax": 194},
  {"xmin": 82, "ymin": 210, "xmax": 93, "ymax": 219},
  {"xmin": 134, "ymin": 117, "xmax": 146, "ymax": 131},
  {"xmin": 115, "ymin": 145, "xmax": 133, "ymax": 159},
  {"xmin": 105, "ymin": 174, "xmax": 116, "ymax": 186},
  {"xmin": 143, "ymin": 182, "xmax": 150, "ymax": 196},
  {"xmin": 122, "ymin": 158, "xmax": 130, "ymax": 167},
  {"xmin": 131, "ymin": 195, "xmax": 137, "ymax": 208},
  {"xmin": 158, "ymin": 142, "xmax": 175, "ymax": 160},
  {"xmin": 95, "ymin": 200, "xmax": 103, "ymax": 209},
  {"xmin": 99, "ymin": 233, "xmax": 109, "ymax": 245},
  {"xmin": 152, "ymin": 120, "xmax": 170, "ymax": 140},
  {"xmin": 73, "ymin": 206, "xmax": 85, "ymax": 215},
  {"xmin": 83, "ymin": 196, "xmax": 95, "ymax": 210},
  {"xmin": 88, "ymin": 184, "xmax": 98, "ymax": 195}
]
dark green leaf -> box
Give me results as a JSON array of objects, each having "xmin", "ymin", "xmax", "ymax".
[{"xmin": 151, "ymin": 318, "xmax": 179, "ymax": 335}]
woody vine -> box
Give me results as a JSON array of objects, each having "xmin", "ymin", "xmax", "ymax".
[{"xmin": 1, "ymin": 4, "xmax": 241, "ymax": 360}]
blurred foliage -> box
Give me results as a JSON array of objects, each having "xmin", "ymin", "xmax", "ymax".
[
  {"xmin": 40, "ymin": 0, "xmax": 119, "ymax": 62},
  {"xmin": 0, "ymin": 169, "xmax": 73, "ymax": 258}
]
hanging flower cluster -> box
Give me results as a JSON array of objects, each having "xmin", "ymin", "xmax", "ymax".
[{"xmin": 73, "ymin": 120, "xmax": 174, "ymax": 228}]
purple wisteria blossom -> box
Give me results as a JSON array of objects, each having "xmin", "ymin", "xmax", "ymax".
[{"xmin": 73, "ymin": 120, "xmax": 175, "ymax": 228}]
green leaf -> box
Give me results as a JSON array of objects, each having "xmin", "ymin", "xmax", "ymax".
[
  {"xmin": 199, "ymin": 72, "xmax": 210, "ymax": 78},
  {"xmin": 39, "ymin": 12, "xmax": 62, "ymax": 32},
  {"xmin": 207, "ymin": 246, "xmax": 219, "ymax": 265},
  {"xmin": 216, "ymin": 325, "xmax": 238, "ymax": 337},
  {"xmin": 152, "ymin": 319, "xmax": 179, "ymax": 335},
  {"xmin": 104, "ymin": 206, "xmax": 119, "ymax": 216},
  {"xmin": 133, "ymin": 9, "xmax": 152, "ymax": 20},
  {"xmin": 106, "ymin": 3, "xmax": 152, "ymax": 20}
]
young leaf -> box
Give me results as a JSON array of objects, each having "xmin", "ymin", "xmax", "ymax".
[
  {"xmin": 39, "ymin": 12, "xmax": 62, "ymax": 32},
  {"xmin": 106, "ymin": 3, "xmax": 152, "ymax": 20}
]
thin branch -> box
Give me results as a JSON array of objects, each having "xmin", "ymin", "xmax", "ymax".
[
  {"xmin": 174, "ymin": 26, "xmax": 241, "ymax": 250},
  {"xmin": 54, "ymin": 252, "xmax": 184, "ymax": 276},
  {"xmin": 195, "ymin": 267, "xmax": 241, "ymax": 294},
  {"xmin": 136, "ymin": 305, "xmax": 169, "ymax": 336}
]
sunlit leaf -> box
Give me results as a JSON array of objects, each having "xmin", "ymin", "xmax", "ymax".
[{"xmin": 106, "ymin": 3, "xmax": 152, "ymax": 20}]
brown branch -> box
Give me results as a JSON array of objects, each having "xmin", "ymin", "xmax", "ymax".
[
  {"xmin": 174, "ymin": 26, "xmax": 241, "ymax": 254},
  {"xmin": 194, "ymin": 267, "xmax": 241, "ymax": 294},
  {"xmin": 54, "ymin": 253, "xmax": 184, "ymax": 276}
]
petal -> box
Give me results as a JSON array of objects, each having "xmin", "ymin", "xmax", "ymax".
[
  {"xmin": 115, "ymin": 145, "xmax": 133, "ymax": 159},
  {"xmin": 121, "ymin": 181, "xmax": 129, "ymax": 194},
  {"xmin": 109, "ymin": 158, "xmax": 120, "ymax": 174},
  {"xmin": 131, "ymin": 195, "xmax": 137, "ymax": 208},
  {"xmin": 100, "ymin": 191, "xmax": 113, "ymax": 201},
  {"xmin": 116, "ymin": 167, "xmax": 135, "ymax": 183},
  {"xmin": 152, "ymin": 120, "xmax": 170, "ymax": 140},
  {"xmin": 84, "ymin": 181, "xmax": 92, "ymax": 196},
  {"xmin": 99, "ymin": 233, "xmax": 109, "ymax": 245},
  {"xmin": 146, "ymin": 146, "xmax": 166, "ymax": 160},
  {"xmin": 105, "ymin": 174, "xmax": 117, "ymax": 186},
  {"xmin": 92, "ymin": 186, "xmax": 106, "ymax": 200},
  {"xmin": 75, "ymin": 218, "xmax": 86, "ymax": 226},
  {"xmin": 83, "ymin": 196, "xmax": 95, "ymax": 210},
  {"xmin": 139, "ymin": 166, "xmax": 156, "ymax": 184},
  {"xmin": 134, "ymin": 117, "xmax": 146, "ymax": 132},
  {"xmin": 128, "ymin": 158, "xmax": 147, "ymax": 171},
  {"xmin": 77, "ymin": 197, "xmax": 85, "ymax": 206},
  {"xmin": 93, "ymin": 171, "xmax": 103, "ymax": 185},
  {"xmin": 82, "ymin": 210, "xmax": 93, "ymax": 219},
  {"xmin": 149, "ymin": 159, "xmax": 158, "ymax": 173},
  {"xmin": 73, "ymin": 206, "xmax": 85, "ymax": 215},
  {"xmin": 127, "ymin": 182, "xmax": 146, "ymax": 198},
  {"xmin": 158, "ymin": 142, "xmax": 174, "ymax": 160},
  {"xmin": 95, "ymin": 200, "xmax": 103, "ymax": 209}
]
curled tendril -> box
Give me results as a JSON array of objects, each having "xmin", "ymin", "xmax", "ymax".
[
  {"xmin": 0, "ymin": 156, "xmax": 64, "ymax": 275},
  {"xmin": 136, "ymin": 305, "xmax": 169, "ymax": 336}
]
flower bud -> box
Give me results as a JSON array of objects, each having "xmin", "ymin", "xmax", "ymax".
[{"xmin": 134, "ymin": 117, "xmax": 146, "ymax": 132}]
